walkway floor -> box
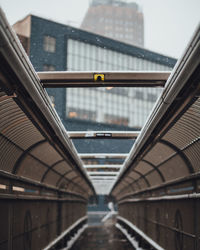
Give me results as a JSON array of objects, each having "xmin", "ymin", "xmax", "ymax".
[{"xmin": 71, "ymin": 223, "xmax": 134, "ymax": 250}]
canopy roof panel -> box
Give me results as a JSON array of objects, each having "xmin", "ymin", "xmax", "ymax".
[
  {"xmin": 111, "ymin": 24, "xmax": 200, "ymax": 200},
  {"xmin": 0, "ymin": 9, "xmax": 95, "ymax": 199}
]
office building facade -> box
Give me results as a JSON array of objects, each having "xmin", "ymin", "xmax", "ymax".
[
  {"xmin": 81, "ymin": 0, "xmax": 144, "ymax": 47},
  {"xmin": 13, "ymin": 15, "xmax": 176, "ymax": 131}
]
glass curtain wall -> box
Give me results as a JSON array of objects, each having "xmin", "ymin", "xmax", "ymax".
[{"xmin": 66, "ymin": 39, "xmax": 171, "ymax": 128}]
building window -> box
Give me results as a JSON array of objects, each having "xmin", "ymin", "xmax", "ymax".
[
  {"xmin": 135, "ymin": 90, "xmax": 144, "ymax": 100},
  {"xmin": 66, "ymin": 38, "xmax": 172, "ymax": 128},
  {"xmin": 147, "ymin": 93, "xmax": 157, "ymax": 102},
  {"xmin": 43, "ymin": 64, "xmax": 55, "ymax": 71},
  {"xmin": 104, "ymin": 114, "xmax": 129, "ymax": 126},
  {"xmin": 68, "ymin": 107, "xmax": 96, "ymax": 121},
  {"xmin": 43, "ymin": 36, "xmax": 56, "ymax": 52},
  {"xmin": 108, "ymin": 87, "xmax": 129, "ymax": 96}
]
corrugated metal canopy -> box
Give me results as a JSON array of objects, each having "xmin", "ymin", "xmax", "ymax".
[
  {"xmin": 0, "ymin": 9, "xmax": 95, "ymax": 199},
  {"xmin": 111, "ymin": 24, "xmax": 200, "ymax": 200}
]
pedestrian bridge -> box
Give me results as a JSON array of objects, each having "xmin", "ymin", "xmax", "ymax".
[{"xmin": 0, "ymin": 9, "xmax": 200, "ymax": 250}]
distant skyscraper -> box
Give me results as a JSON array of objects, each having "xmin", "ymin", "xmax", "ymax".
[{"xmin": 81, "ymin": 0, "xmax": 144, "ymax": 47}]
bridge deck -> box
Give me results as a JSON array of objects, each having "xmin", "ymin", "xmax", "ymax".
[{"xmin": 71, "ymin": 224, "xmax": 134, "ymax": 250}]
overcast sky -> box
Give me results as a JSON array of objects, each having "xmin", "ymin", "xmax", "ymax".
[{"xmin": 0, "ymin": 0, "xmax": 199, "ymax": 59}]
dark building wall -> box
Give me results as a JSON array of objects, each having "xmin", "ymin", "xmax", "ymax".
[
  {"xmin": 30, "ymin": 16, "xmax": 67, "ymax": 71},
  {"xmin": 46, "ymin": 88, "xmax": 66, "ymax": 119},
  {"xmin": 73, "ymin": 139, "xmax": 134, "ymax": 154},
  {"xmin": 30, "ymin": 16, "xmax": 67, "ymax": 118}
]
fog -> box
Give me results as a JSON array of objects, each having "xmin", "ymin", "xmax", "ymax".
[{"xmin": 0, "ymin": 0, "xmax": 199, "ymax": 58}]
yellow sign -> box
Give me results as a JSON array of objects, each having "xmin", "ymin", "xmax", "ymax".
[{"xmin": 94, "ymin": 74, "xmax": 105, "ymax": 82}]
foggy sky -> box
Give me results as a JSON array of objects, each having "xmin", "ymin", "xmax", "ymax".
[{"xmin": 0, "ymin": 0, "xmax": 199, "ymax": 59}]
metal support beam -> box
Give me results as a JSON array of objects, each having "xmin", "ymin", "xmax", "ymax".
[
  {"xmin": 41, "ymin": 159, "xmax": 65, "ymax": 182},
  {"xmin": 92, "ymin": 180, "xmax": 114, "ymax": 183},
  {"xmin": 159, "ymin": 139, "xmax": 194, "ymax": 173},
  {"xmin": 83, "ymin": 164, "xmax": 123, "ymax": 169},
  {"xmin": 68, "ymin": 131, "xmax": 139, "ymax": 139},
  {"xmin": 13, "ymin": 139, "xmax": 47, "ymax": 174},
  {"xmin": 79, "ymin": 153, "xmax": 129, "ymax": 159},
  {"xmin": 88, "ymin": 172, "xmax": 119, "ymax": 176},
  {"xmin": 38, "ymin": 71, "xmax": 170, "ymax": 88},
  {"xmin": 90, "ymin": 177, "xmax": 117, "ymax": 180},
  {"xmin": 142, "ymin": 159, "xmax": 165, "ymax": 182}
]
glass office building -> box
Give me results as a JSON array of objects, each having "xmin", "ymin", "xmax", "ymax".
[
  {"xmin": 13, "ymin": 15, "xmax": 176, "ymax": 129},
  {"xmin": 67, "ymin": 39, "xmax": 171, "ymax": 128}
]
